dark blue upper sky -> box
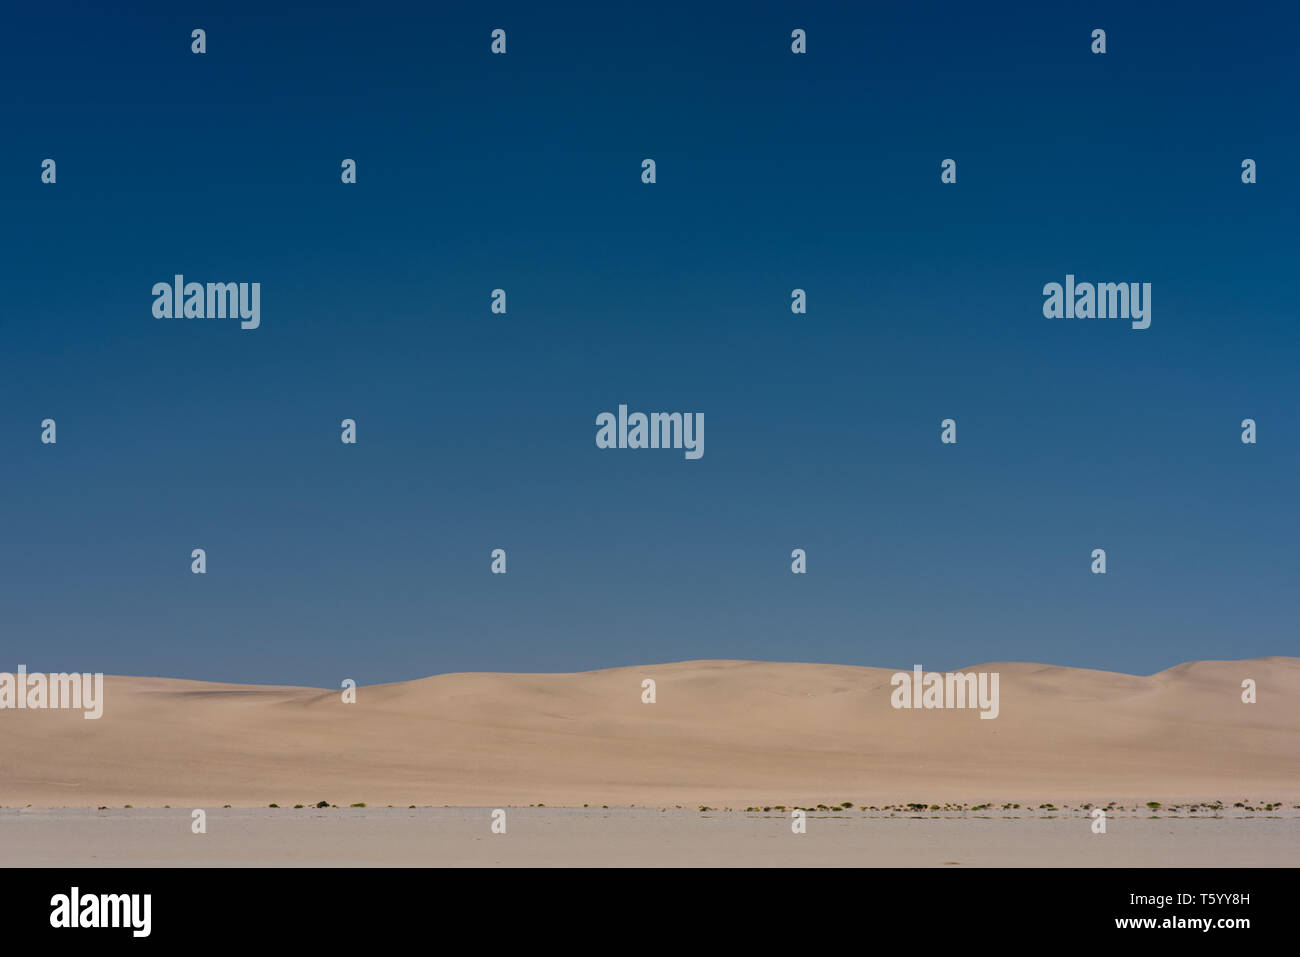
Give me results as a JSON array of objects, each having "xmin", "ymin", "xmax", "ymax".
[{"xmin": 2, "ymin": 1, "xmax": 1296, "ymax": 685}]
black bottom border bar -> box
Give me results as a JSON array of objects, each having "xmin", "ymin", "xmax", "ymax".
[{"xmin": 0, "ymin": 867, "xmax": 1289, "ymax": 944}]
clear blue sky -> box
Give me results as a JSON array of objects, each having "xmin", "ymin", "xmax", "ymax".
[{"xmin": 2, "ymin": 1, "xmax": 1296, "ymax": 685}]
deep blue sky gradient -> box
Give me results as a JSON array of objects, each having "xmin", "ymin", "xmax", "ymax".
[{"xmin": 2, "ymin": 2, "xmax": 1297, "ymax": 684}]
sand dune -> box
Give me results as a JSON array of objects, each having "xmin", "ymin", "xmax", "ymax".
[{"xmin": 1, "ymin": 658, "xmax": 1297, "ymax": 808}]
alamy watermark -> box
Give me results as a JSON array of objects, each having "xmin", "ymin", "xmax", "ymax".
[
  {"xmin": 890, "ymin": 665, "xmax": 999, "ymax": 719},
  {"xmin": 50, "ymin": 887, "xmax": 150, "ymax": 937},
  {"xmin": 152, "ymin": 274, "xmax": 260, "ymax": 330},
  {"xmin": 595, "ymin": 404, "xmax": 704, "ymax": 460},
  {"xmin": 0, "ymin": 666, "xmax": 104, "ymax": 719},
  {"xmin": 1042, "ymin": 274, "xmax": 1150, "ymax": 330}
]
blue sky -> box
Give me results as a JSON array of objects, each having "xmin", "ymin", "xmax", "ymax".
[{"xmin": 1, "ymin": 1, "xmax": 1296, "ymax": 685}]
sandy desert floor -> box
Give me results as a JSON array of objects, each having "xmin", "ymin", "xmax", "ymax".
[{"xmin": 2, "ymin": 806, "xmax": 1296, "ymax": 867}]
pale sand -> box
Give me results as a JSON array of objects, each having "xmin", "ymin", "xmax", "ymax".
[
  {"xmin": 1, "ymin": 658, "xmax": 1297, "ymax": 809},
  {"xmin": 2, "ymin": 807, "xmax": 1296, "ymax": 867}
]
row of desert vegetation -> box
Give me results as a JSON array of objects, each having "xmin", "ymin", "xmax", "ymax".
[{"xmin": 64, "ymin": 798, "xmax": 1296, "ymax": 812}]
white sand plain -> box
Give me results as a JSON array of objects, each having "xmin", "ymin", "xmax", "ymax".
[{"xmin": 1, "ymin": 807, "xmax": 1295, "ymax": 867}]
